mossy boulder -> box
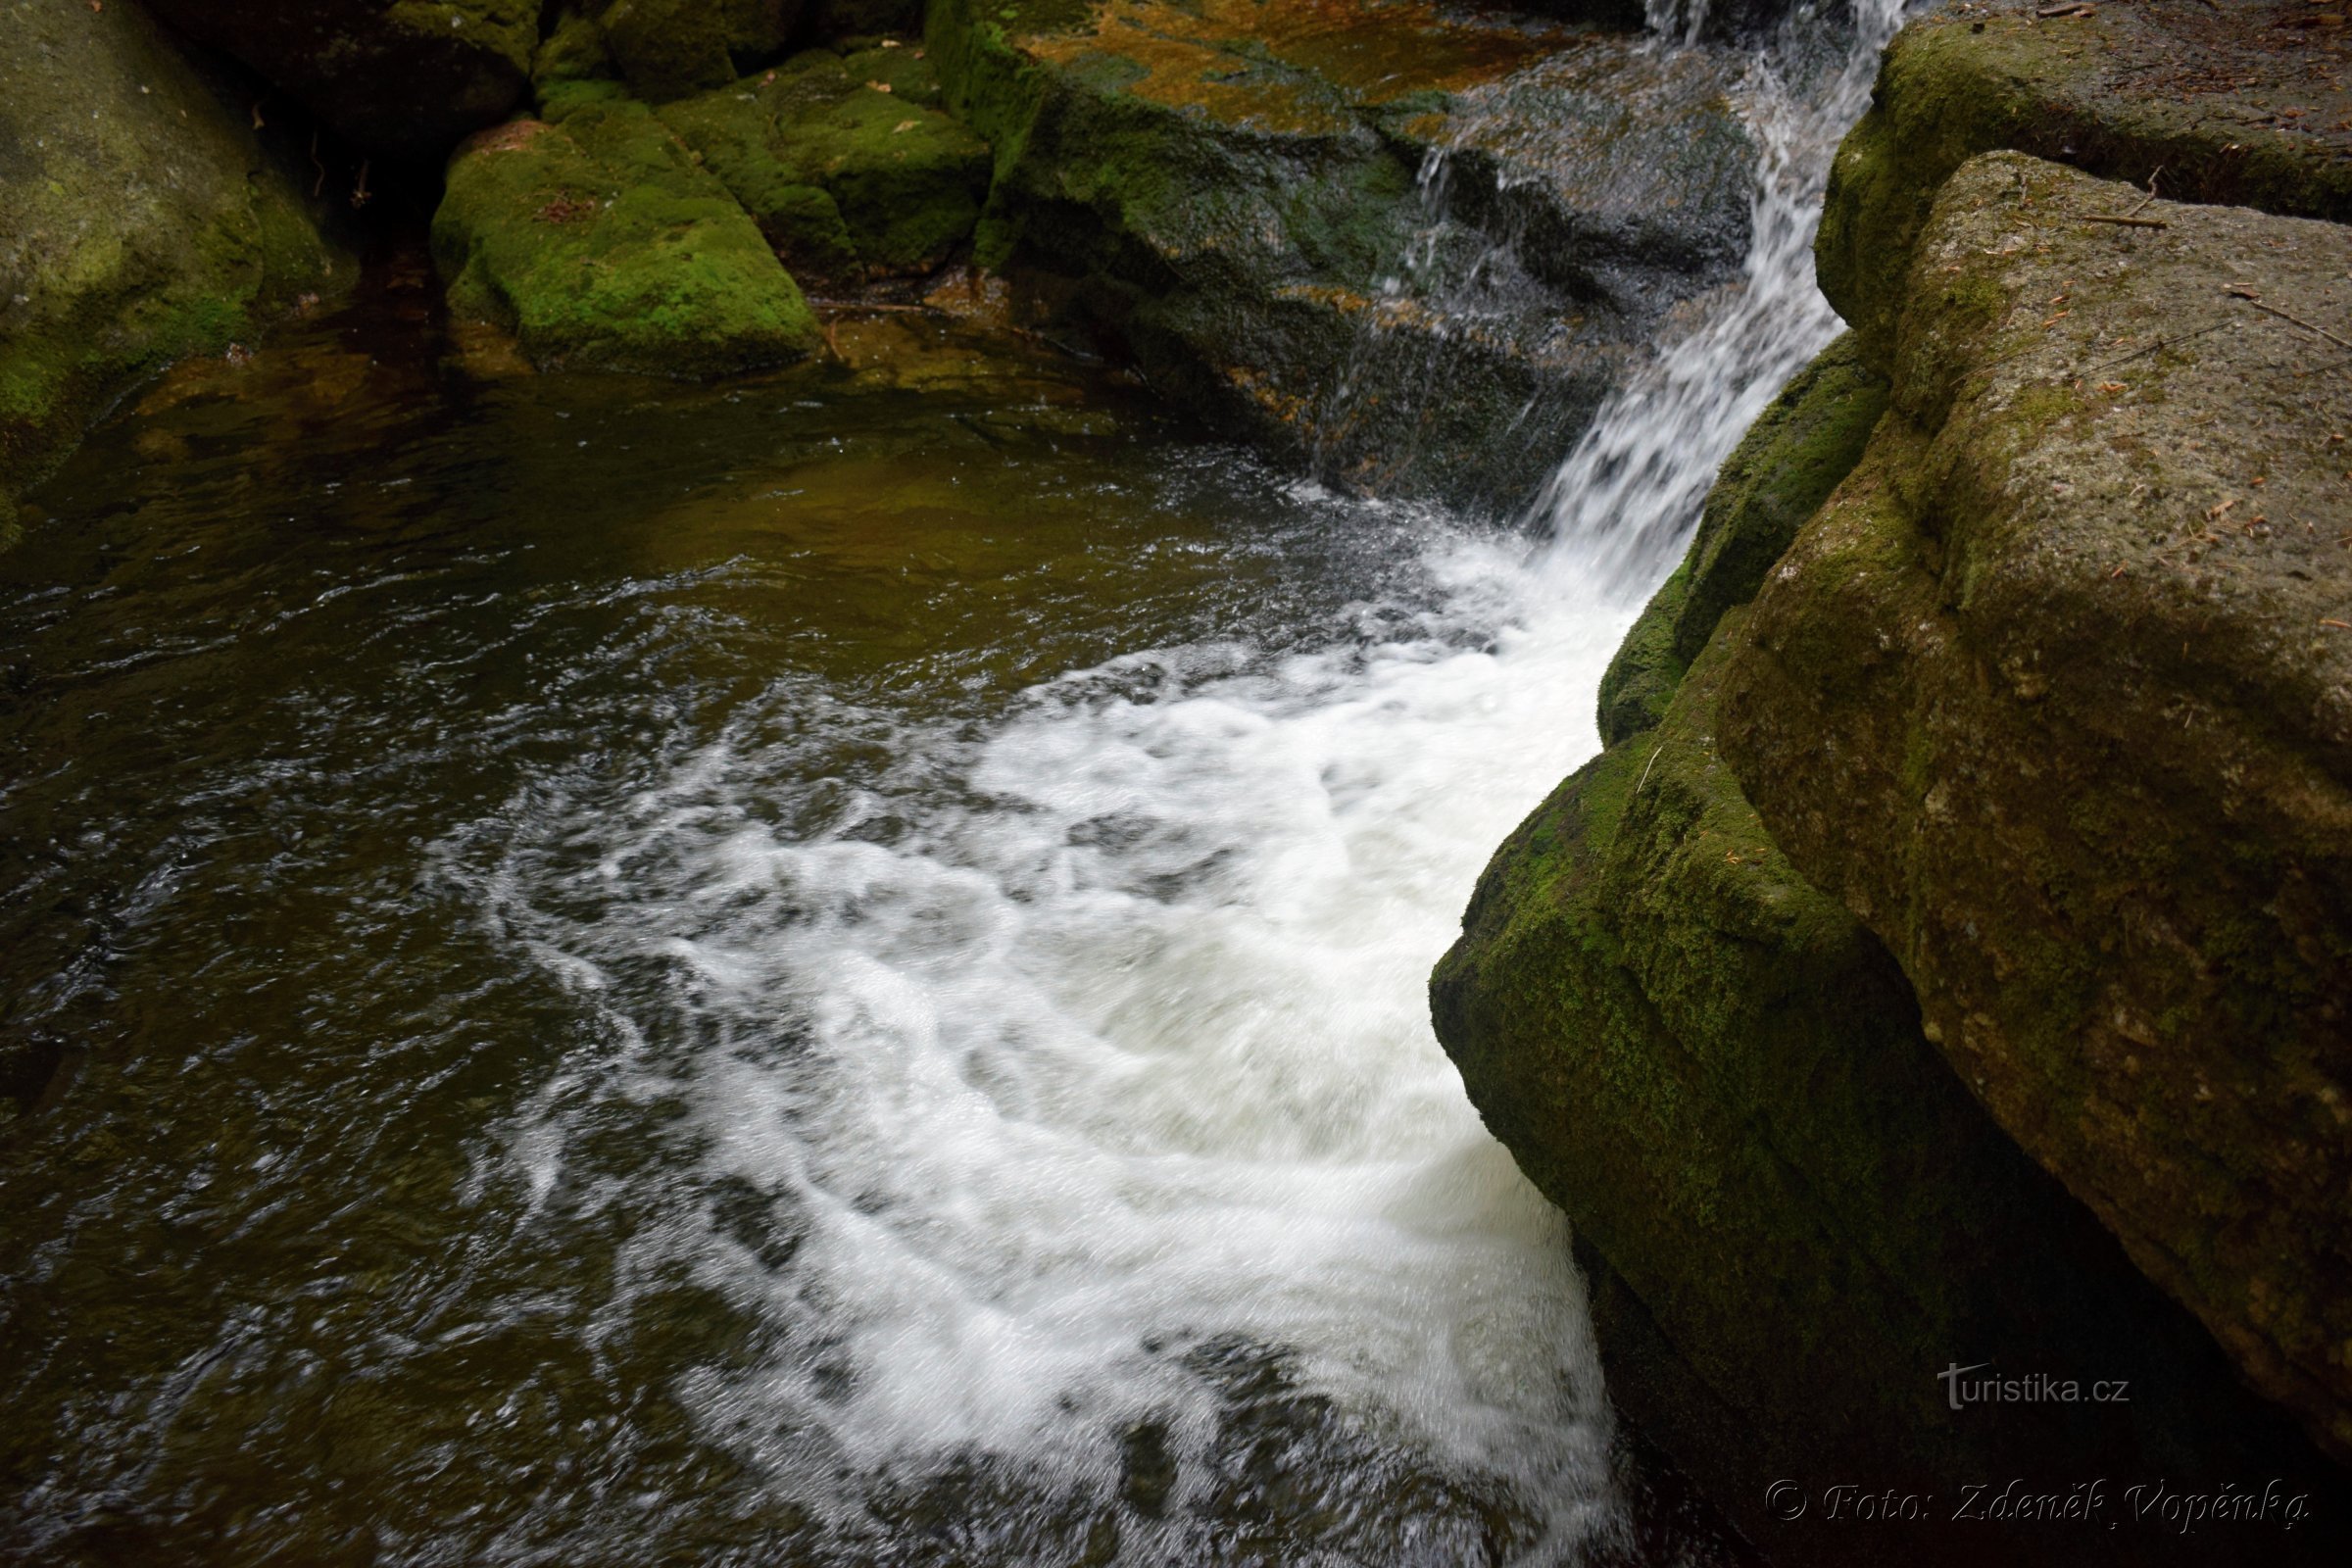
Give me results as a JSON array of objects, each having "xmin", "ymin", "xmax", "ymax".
[
  {"xmin": 431, "ymin": 97, "xmax": 819, "ymax": 374},
  {"xmin": 1, "ymin": 0, "xmax": 341, "ymax": 519},
  {"xmin": 1596, "ymin": 332, "xmax": 1888, "ymax": 746},
  {"xmin": 1819, "ymin": 0, "xmax": 2352, "ymax": 370},
  {"xmin": 139, "ymin": 1, "xmax": 541, "ymax": 160},
  {"xmin": 592, "ymin": 0, "xmax": 802, "ymax": 101},
  {"xmin": 1720, "ymin": 152, "xmax": 2352, "ymax": 1463},
  {"xmin": 925, "ymin": 0, "xmax": 1757, "ymax": 510},
  {"xmin": 1434, "ymin": 616, "xmax": 2345, "ymax": 1564},
  {"xmin": 659, "ymin": 43, "xmax": 990, "ymax": 285}
]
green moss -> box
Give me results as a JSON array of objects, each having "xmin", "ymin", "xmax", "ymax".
[
  {"xmin": 659, "ymin": 46, "xmax": 990, "ymax": 283},
  {"xmin": 595, "ymin": 0, "xmax": 796, "ymax": 101},
  {"xmin": 2, "ymin": 0, "xmax": 344, "ymax": 508},
  {"xmin": 1597, "ymin": 333, "xmax": 1888, "ymax": 745},
  {"xmin": 431, "ymin": 102, "xmax": 818, "ymax": 375}
]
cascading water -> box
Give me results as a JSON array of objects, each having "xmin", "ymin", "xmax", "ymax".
[{"xmin": 455, "ymin": 2, "xmax": 1909, "ymax": 1560}]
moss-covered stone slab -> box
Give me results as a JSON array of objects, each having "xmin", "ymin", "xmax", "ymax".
[
  {"xmin": 1722, "ymin": 151, "xmax": 2352, "ymax": 1463},
  {"xmin": 659, "ymin": 43, "xmax": 991, "ymax": 286},
  {"xmin": 431, "ymin": 97, "xmax": 819, "ymax": 375},
  {"xmin": 1596, "ymin": 331, "xmax": 1888, "ymax": 746},
  {"xmin": 140, "ymin": 1, "xmax": 541, "ymax": 160},
  {"xmin": 925, "ymin": 0, "xmax": 1756, "ymax": 510},
  {"xmin": 1819, "ymin": 0, "xmax": 2352, "ymax": 370},
  {"xmin": 1, "ymin": 0, "xmax": 341, "ymax": 526}
]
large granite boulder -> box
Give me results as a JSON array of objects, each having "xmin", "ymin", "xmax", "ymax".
[
  {"xmin": 139, "ymin": 1, "xmax": 541, "ymax": 161},
  {"xmin": 2, "ymin": 0, "xmax": 339, "ymax": 535},
  {"xmin": 1432, "ymin": 342, "xmax": 2347, "ymax": 1563},
  {"xmin": 1818, "ymin": 0, "xmax": 2352, "ymax": 369},
  {"xmin": 925, "ymin": 0, "xmax": 1758, "ymax": 510},
  {"xmin": 1720, "ymin": 151, "xmax": 2352, "ymax": 1464},
  {"xmin": 431, "ymin": 89, "xmax": 820, "ymax": 374}
]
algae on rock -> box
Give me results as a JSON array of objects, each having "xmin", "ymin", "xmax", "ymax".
[
  {"xmin": 1, "ymin": 0, "xmax": 341, "ymax": 528},
  {"xmin": 1721, "ymin": 152, "xmax": 2352, "ymax": 1463},
  {"xmin": 432, "ymin": 95, "xmax": 820, "ymax": 375},
  {"xmin": 923, "ymin": 0, "xmax": 1758, "ymax": 510}
]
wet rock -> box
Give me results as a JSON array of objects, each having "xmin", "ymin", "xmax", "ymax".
[
  {"xmin": 431, "ymin": 96, "xmax": 820, "ymax": 374},
  {"xmin": 0, "ymin": 0, "xmax": 340, "ymax": 519},
  {"xmin": 659, "ymin": 43, "xmax": 991, "ymax": 286},
  {"xmin": 1720, "ymin": 152, "xmax": 2352, "ymax": 1464},
  {"xmin": 1596, "ymin": 331, "xmax": 1887, "ymax": 745},
  {"xmin": 139, "ymin": 1, "xmax": 541, "ymax": 161},
  {"xmin": 1819, "ymin": 0, "xmax": 2352, "ymax": 369},
  {"xmin": 927, "ymin": 0, "xmax": 1757, "ymax": 510}
]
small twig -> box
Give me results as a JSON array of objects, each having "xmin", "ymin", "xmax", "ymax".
[
  {"xmin": 2082, "ymin": 213, "xmax": 2169, "ymax": 228},
  {"xmin": 309, "ymin": 130, "xmax": 325, "ymax": 198},
  {"xmin": 2226, "ymin": 288, "xmax": 2352, "ymax": 355},
  {"xmin": 2035, "ymin": 2, "xmax": 2093, "ymax": 15},
  {"xmin": 1636, "ymin": 745, "xmax": 1664, "ymax": 794},
  {"xmin": 2085, "ymin": 318, "xmax": 2232, "ymax": 372}
]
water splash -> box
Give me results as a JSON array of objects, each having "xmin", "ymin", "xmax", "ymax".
[
  {"xmin": 1533, "ymin": 0, "xmax": 1908, "ymax": 593},
  {"xmin": 465, "ymin": 5, "xmax": 1909, "ymax": 1559}
]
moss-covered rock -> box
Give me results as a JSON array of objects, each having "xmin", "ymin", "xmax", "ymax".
[
  {"xmin": 593, "ymin": 0, "xmax": 802, "ymax": 102},
  {"xmin": 1596, "ymin": 331, "xmax": 1887, "ymax": 745},
  {"xmin": 1435, "ymin": 614, "xmax": 2345, "ymax": 1564},
  {"xmin": 431, "ymin": 98, "xmax": 819, "ymax": 374},
  {"xmin": 1, "ymin": 0, "xmax": 341, "ymax": 521},
  {"xmin": 1819, "ymin": 0, "xmax": 2352, "ymax": 370},
  {"xmin": 925, "ymin": 0, "xmax": 1758, "ymax": 510},
  {"xmin": 139, "ymin": 1, "xmax": 541, "ymax": 160},
  {"xmin": 1721, "ymin": 152, "xmax": 2352, "ymax": 1464},
  {"xmin": 659, "ymin": 43, "xmax": 991, "ymax": 285}
]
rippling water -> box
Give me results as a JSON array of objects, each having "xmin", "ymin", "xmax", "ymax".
[{"xmin": 2, "ymin": 7, "xmax": 1904, "ymax": 1563}]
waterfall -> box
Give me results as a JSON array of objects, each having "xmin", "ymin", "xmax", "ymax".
[{"xmin": 460, "ymin": 5, "xmax": 1913, "ymax": 1559}]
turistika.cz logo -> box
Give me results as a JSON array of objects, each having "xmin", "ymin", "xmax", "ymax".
[{"xmin": 1938, "ymin": 1362, "xmax": 2132, "ymax": 1410}]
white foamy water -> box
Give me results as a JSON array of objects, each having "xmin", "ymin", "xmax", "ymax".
[{"xmin": 466, "ymin": 4, "xmax": 1905, "ymax": 1557}]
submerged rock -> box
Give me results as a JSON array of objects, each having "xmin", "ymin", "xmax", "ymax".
[
  {"xmin": 1, "ymin": 0, "xmax": 340, "ymax": 526},
  {"xmin": 432, "ymin": 94, "xmax": 820, "ymax": 375},
  {"xmin": 926, "ymin": 0, "xmax": 1757, "ymax": 510},
  {"xmin": 660, "ymin": 43, "xmax": 991, "ymax": 286},
  {"xmin": 1721, "ymin": 152, "xmax": 2352, "ymax": 1464},
  {"xmin": 1819, "ymin": 0, "xmax": 2352, "ymax": 368},
  {"xmin": 140, "ymin": 1, "xmax": 541, "ymax": 160}
]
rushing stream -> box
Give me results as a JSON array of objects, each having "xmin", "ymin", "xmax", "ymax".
[{"xmin": 3, "ymin": 5, "xmax": 1903, "ymax": 1563}]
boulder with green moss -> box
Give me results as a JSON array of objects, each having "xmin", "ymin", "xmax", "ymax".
[
  {"xmin": 591, "ymin": 0, "xmax": 802, "ymax": 101},
  {"xmin": 1720, "ymin": 152, "xmax": 2352, "ymax": 1464},
  {"xmin": 431, "ymin": 94, "xmax": 820, "ymax": 375},
  {"xmin": 139, "ymin": 1, "xmax": 541, "ymax": 159},
  {"xmin": 1817, "ymin": 0, "xmax": 2352, "ymax": 370},
  {"xmin": 1, "ymin": 0, "xmax": 340, "ymax": 525},
  {"xmin": 659, "ymin": 43, "xmax": 991, "ymax": 286},
  {"xmin": 1595, "ymin": 332, "xmax": 1887, "ymax": 746},
  {"xmin": 925, "ymin": 0, "xmax": 1758, "ymax": 510}
]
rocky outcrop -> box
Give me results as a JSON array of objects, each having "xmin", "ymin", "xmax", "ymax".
[
  {"xmin": 1719, "ymin": 151, "xmax": 2352, "ymax": 1464},
  {"xmin": 140, "ymin": 1, "xmax": 542, "ymax": 160},
  {"xmin": 1817, "ymin": 0, "xmax": 2352, "ymax": 368},
  {"xmin": 2, "ymin": 0, "xmax": 340, "ymax": 537},
  {"xmin": 927, "ymin": 0, "xmax": 1758, "ymax": 509},
  {"xmin": 432, "ymin": 91, "xmax": 819, "ymax": 374},
  {"xmin": 1432, "ymin": 343, "xmax": 2346, "ymax": 1564}
]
